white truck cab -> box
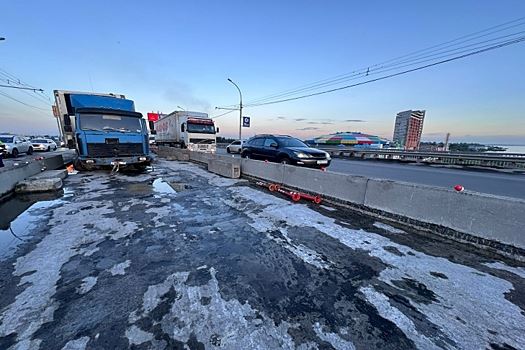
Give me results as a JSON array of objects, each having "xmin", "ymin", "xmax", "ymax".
[{"xmin": 154, "ymin": 111, "xmax": 217, "ymax": 153}]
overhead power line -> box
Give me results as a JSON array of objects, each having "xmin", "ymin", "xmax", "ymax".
[
  {"xmin": 0, "ymin": 90, "xmax": 50, "ymax": 111},
  {"xmin": 244, "ymin": 36, "xmax": 525, "ymax": 107},
  {"xmin": 218, "ymin": 16, "xmax": 525, "ymax": 108},
  {"xmin": 0, "ymin": 83, "xmax": 43, "ymax": 92},
  {"xmin": 244, "ymin": 31, "xmax": 525, "ymax": 106}
]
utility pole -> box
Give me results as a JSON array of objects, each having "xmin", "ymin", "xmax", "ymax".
[{"xmin": 227, "ymin": 78, "xmax": 243, "ymax": 141}]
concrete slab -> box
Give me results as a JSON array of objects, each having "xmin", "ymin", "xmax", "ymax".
[
  {"xmin": 15, "ymin": 177, "xmax": 63, "ymax": 193},
  {"xmin": 29, "ymin": 169, "xmax": 68, "ymax": 181}
]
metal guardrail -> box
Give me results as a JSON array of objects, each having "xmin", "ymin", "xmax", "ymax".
[{"xmin": 317, "ymin": 146, "xmax": 525, "ymax": 169}]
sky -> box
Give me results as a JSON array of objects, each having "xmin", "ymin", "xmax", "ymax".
[{"xmin": 1, "ymin": 0, "xmax": 524, "ymax": 144}]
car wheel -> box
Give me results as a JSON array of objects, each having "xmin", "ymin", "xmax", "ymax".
[
  {"xmin": 12, "ymin": 148, "xmax": 19, "ymax": 158},
  {"xmin": 241, "ymin": 152, "xmax": 250, "ymax": 159},
  {"xmin": 226, "ymin": 147, "xmax": 231, "ymax": 154},
  {"xmin": 47, "ymin": 146, "xmax": 51, "ymax": 152},
  {"xmin": 280, "ymin": 157, "xmax": 291, "ymax": 165}
]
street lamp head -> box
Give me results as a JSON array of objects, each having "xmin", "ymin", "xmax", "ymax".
[
  {"xmin": 0, "ymin": 37, "xmax": 5, "ymax": 41},
  {"xmin": 227, "ymin": 78, "xmax": 233, "ymax": 83}
]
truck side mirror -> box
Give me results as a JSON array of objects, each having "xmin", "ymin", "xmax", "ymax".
[
  {"xmin": 181, "ymin": 123, "xmax": 185, "ymax": 132},
  {"xmin": 216, "ymin": 127, "xmax": 219, "ymax": 133}
]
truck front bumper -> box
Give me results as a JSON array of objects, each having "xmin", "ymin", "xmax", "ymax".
[{"xmin": 79, "ymin": 155, "xmax": 152, "ymax": 167}]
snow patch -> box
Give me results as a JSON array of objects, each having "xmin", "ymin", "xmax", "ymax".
[
  {"xmin": 77, "ymin": 276, "xmax": 97, "ymax": 294},
  {"xmin": 125, "ymin": 325, "xmax": 154, "ymax": 345},
  {"xmin": 373, "ymin": 221, "xmax": 406, "ymax": 234},
  {"xmin": 483, "ymin": 261, "xmax": 525, "ymax": 279},
  {"xmin": 61, "ymin": 336, "xmax": 90, "ymax": 350},
  {"xmin": 109, "ymin": 260, "xmax": 131, "ymax": 276}
]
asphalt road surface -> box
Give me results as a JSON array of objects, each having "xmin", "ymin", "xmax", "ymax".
[
  {"xmin": 0, "ymin": 160, "xmax": 523, "ymax": 349},
  {"xmin": 217, "ymin": 149, "xmax": 525, "ymax": 199}
]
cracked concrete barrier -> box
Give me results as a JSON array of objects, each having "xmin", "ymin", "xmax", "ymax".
[
  {"xmin": 282, "ymin": 166, "xmax": 368, "ymax": 205},
  {"xmin": 241, "ymin": 159, "xmax": 285, "ymax": 184},
  {"xmin": 207, "ymin": 159, "xmax": 240, "ymax": 178},
  {"xmin": 364, "ymin": 178, "xmax": 525, "ymax": 250}
]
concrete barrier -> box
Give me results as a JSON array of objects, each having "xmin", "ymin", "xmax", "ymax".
[
  {"xmin": 238, "ymin": 158, "xmax": 525, "ymax": 256},
  {"xmin": 189, "ymin": 151, "xmax": 214, "ymax": 164},
  {"xmin": 282, "ymin": 165, "xmax": 368, "ymax": 205},
  {"xmin": 364, "ymin": 179, "xmax": 525, "ymax": 250},
  {"xmin": 208, "ymin": 159, "xmax": 241, "ymax": 178},
  {"xmin": 0, "ymin": 162, "xmax": 43, "ymax": 198},
  {"xmin": 0, "ymin": 151, "xmax": 73, "ymax": 199},
  {"xmin": 156, "ymin": 146, "xmax": 190, "ymax": 161},
  {"xmin": 241, "ymin": 159, "xmax": 285, "ymax": 184}
]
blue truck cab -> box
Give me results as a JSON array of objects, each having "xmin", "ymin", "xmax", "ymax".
[{"xmin": 53, "ymin": 90, "xmax": 151, "ymax": 170}]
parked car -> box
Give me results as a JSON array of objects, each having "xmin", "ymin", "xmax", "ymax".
[
  {"xmin": 226, "ymin": 140, "xmax": 245, "ymax": 154},
  {"xmin": 0, "ymin": 135, "xmax": 33, "ymax": 157},
  {"xmin": 241, "ymin": 134, "xmax": 331, "ymax": 168},
  {"xmin": 31, "ymin": 138, "xmax": 58, "ymax": 152}
]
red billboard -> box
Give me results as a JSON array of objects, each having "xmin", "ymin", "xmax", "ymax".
[{"xmin": 147, "ymin": 112, "xmax": 160, "ymax": 122}]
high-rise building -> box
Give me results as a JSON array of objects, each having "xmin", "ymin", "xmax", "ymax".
[{"xmin": 393, "ymin": 110, "xmax": 425, "ymax": 150}]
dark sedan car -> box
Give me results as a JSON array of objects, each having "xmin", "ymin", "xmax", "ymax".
[{"xmin": 241, "ymin": 134, "xmax": 331, "ymax": 168}]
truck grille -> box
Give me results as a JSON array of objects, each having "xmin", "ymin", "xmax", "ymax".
[
  {"xmin": 189, "ymin": 138, "xmax": 215, "ymax": 144},
  {"xmin": 86, "ymin": 143, "xmax": 143, "ymax": 157}
]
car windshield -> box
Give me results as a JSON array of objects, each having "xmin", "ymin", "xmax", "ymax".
[
  {"xmin": 0, "ymin": 136, "xmax": 14, "ymax": 143},
  {"xmin": 80, "ymin": 114, "xmax": 142, "ymax": 133},
  {"xmin": 187, "ymin": 123, "xmax": 215, "ymax": 134},
  {"xmin": 276, "ymin": 137, "xmax": 308, "ymax": 148},
  {"xmin": 32, "ymin": 139, "xmax": 48, "ymax": 143}
]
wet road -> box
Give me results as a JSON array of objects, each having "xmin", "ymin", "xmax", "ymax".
[
  {"xmin": 217, "ymin": 148, "xmax": 525, "ymax": 199},
  {"xmin": 0, "ymin": 160, "xmax": 524, "ymax": 349}
]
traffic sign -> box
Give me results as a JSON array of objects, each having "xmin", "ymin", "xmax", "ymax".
[{"xmin": 243, "ymin": 116, "xmax": 250, "ymax": 127}]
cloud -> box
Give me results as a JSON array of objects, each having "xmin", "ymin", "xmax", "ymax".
[
  {"xmin": 276, "ymin": 117, "xmax": 286, "ymax": 120},
  {"xmin": 307, "ymin": 121, "xmax": 333, "ymax": 125},
  {"xmin": 297, "ymin": 127, "xmax": 320, "ymax": 130},
  {"xmin": 344, "ymin": 119, "xmax": 366, "ymax": 122},
  {"xmin": 294, "ymin": 118, "xmax": 306, "ymax": 121}
]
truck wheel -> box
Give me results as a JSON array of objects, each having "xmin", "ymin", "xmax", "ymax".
[
  {"xmin": 27, "ymin": 147, "xmax": 33, "ymax": 155},
  {"xmin": 12, "ymin": 148, "xmax": 18, "ymax": 158}
]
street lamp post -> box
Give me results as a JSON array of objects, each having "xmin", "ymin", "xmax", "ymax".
[{"xmin": 227, "ymin": 78, "xmax": 243, "ymax": 141}]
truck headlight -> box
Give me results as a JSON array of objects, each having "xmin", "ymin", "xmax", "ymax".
[{"xmin": 139, "ymin": 156, "xmax": 147, "ymax": 161}]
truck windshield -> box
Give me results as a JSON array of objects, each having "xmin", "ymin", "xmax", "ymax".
[
  {"xmin": 80, "ymin": 114, "xmax": 142, "ymax": 133},
  {"xmin": 187, "ymin": 123, "xmax": 215, "ymax": 134}
]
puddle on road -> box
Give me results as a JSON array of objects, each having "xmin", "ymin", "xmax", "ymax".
[
  {"xmin": 0, "ymin": 191, "xmax": 65, "ymax": 260},
  {"xmin": 153, "ymin": 178, "xmax": 176, "ymax": 194},
  {"xmin": 126, "ymin": 178, "xmax": 190, "ymax": 196}
]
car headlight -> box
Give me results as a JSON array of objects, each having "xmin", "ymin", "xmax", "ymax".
[
  {"xmin": 294, "ymin": 152, "xmax": 311, "ymax": 158},
  {"xmin": 325, "ymin": 152, "xmax": 331, "ymax": 160}
]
